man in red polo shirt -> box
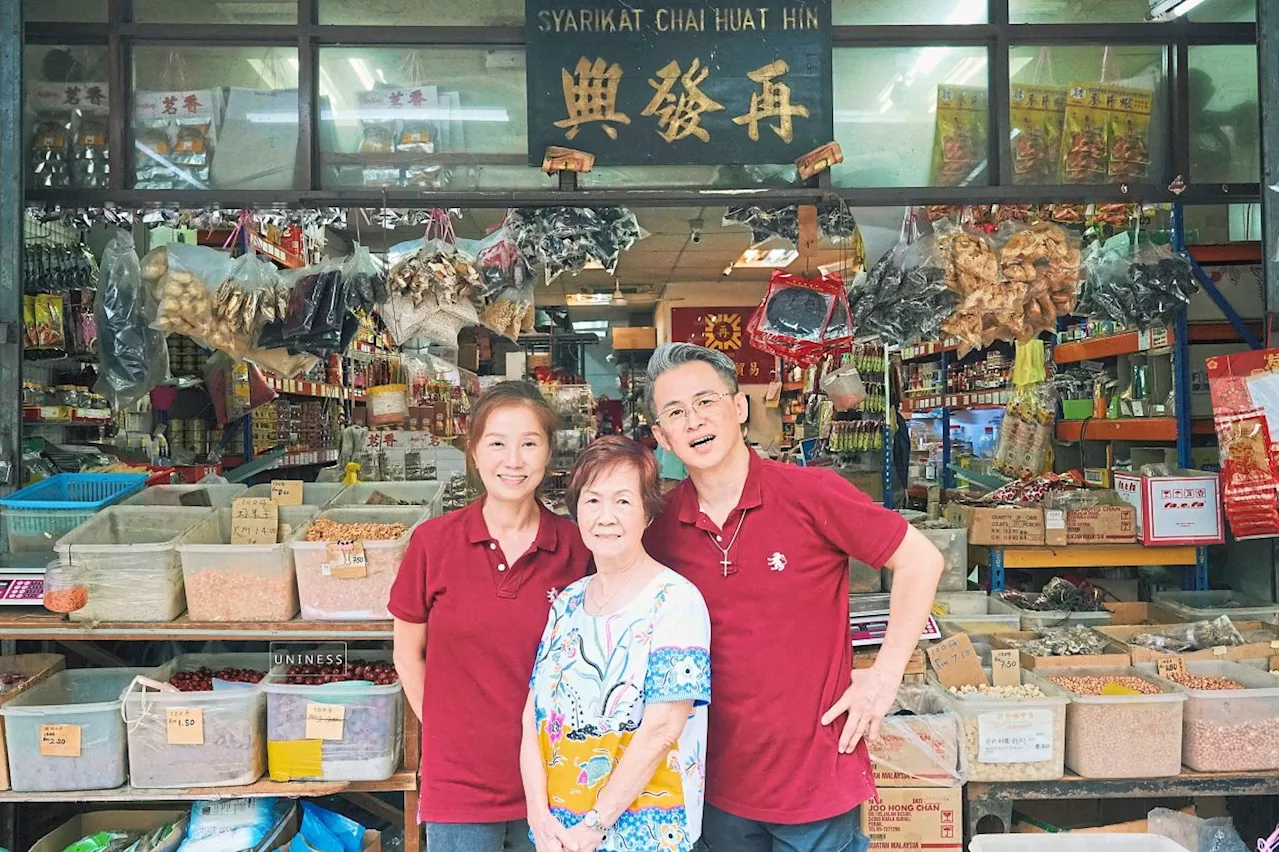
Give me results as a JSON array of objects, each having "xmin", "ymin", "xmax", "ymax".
[{"xmin": 643, "ymin": 343, "xmax": 945, "ymax": 852}]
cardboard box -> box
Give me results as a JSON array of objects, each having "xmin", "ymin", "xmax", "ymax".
[
  {"xmin": 458, "ymin": 343, "xmax": 480, "ymax": 372},
  {"xmin": 1064, "ymin": 504, "xmax": 1137, "ymax": 544},
  {"xmin": 612, "ymin": 326, "xmax": 657, "ymax": 350},
  {"xmin": 946, "ymin": 504, "xmax": 1045, "ymax": 546},
  {"xmin": 991, "ymin": 631, "xmax": 1132, "ymax": 669},
  {"xmin": 868, "ymin": 685, "xmax": 961, "ymax": 788},
  {"xmin": 31, "ymin": 811, "xmax": 187, "ymax": 852},
  {"xmin": 1097, "ymin": 620, "xmax": 1279, "ymax": 664},
  {"xmin": 861, "ymin": 786, "xmax": 962, "ymax": 851},
  {"xmin": 0, "ymin": 653, "xmax": 65, "ymax": 790},
  {"xmin": 1103, "ymin": 601, "xmax": 1168, "ymax": 626},
  {"xmin": 1113, "ymin": 470, "xmax": 1225, "ymax": 545}
]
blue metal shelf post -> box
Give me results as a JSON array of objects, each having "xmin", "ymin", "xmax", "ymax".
[
  {"xmin": 940, "ymin": 350, "xmax": 953, "ymax": 491},
  {"xmin": 882, "ymin": 346, "xmax": 893, "ymax": 508}
]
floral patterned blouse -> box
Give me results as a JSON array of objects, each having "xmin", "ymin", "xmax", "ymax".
[{"xmin": 529, "ymin": 569, "xmax": 712, "ymax": 852}]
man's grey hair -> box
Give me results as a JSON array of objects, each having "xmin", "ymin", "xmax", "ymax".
[{"xmin": 644, "ymin": 342, "xmax": 740, "ymax": 420}]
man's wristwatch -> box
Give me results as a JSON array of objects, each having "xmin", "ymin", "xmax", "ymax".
[{"xmin": 583, "ymin": 810, "xmax": 608, "ymax": 833}]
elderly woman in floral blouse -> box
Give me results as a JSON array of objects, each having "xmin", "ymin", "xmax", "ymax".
[{"xmin": 521, "ymin": 436, "xmax": 712, "ymax": 852}]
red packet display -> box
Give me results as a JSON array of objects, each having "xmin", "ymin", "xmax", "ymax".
[{"xmin": 1206, "ymin": 349, "xmax": 1279, "ymax": 540}]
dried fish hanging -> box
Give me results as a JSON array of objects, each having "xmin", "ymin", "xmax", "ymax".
[{"xmin": 378, "ymin": 209, "xmax": 483, "ymax": 348}]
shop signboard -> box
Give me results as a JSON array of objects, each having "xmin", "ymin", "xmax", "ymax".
[
  {"xmin": 670, "ymin": 306, "xmax": 775, "ymax": 384},
  {"xmin": 526, "ymin": 0, "xmax": 832, "ymax": 165}
]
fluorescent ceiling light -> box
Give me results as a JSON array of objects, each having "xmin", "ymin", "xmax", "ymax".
[
  {"xmin": 566, "ymin": 293, "xmax": 614, "ymax": 305},
  {"xmin": 320, "ymin": 106, "xmax": 509, "ymax": 123},
  {"xmin": 733, "ymin": 246, "xmax": 799, "ymax": 268},
  {"xmin": 573, "ymin": 320, "xmax": 610, "ymax": 332},
  {"xmin": 1149, "ymin": 0, "xmax": 1207, "ymax": 19}
]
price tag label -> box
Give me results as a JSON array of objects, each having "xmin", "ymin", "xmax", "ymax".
[
  {"xmin": 1137, "ymin": 329, "xmax": 1152, "ymax": 351},
  {"xmin": 990, "ymin": 649, "xmax": 1022, "ymax": 687},
  {"xmin": 323, "ymin": 541, "xmax": 368, "ymax": 579},
  {"xmin": 270, "ymin": 480, "xmax": 303, "ymax": 506},
  {"xmin": 305, "ymin": 702, "xmax": 346, "ymax": 740},
  {"xmin": 39, "ymin": 724, "xmax": 81, "ymax": 757},
  {"xmin": 231, "ymin": 498, "xmax": 278, "ymax": 545},
  {"xmin": 926, "ymin": 633, "xmax": 988, "ymax": 689},
  {"xmin": 978, "ymin": 709, "xmax": 1054, "ymax": 763},
  {"xmin": 1157, "ymin": 656, "xmax": 1187, "ymax": 679},
  {"xmin": 166, "ymin": 707, "xmax": 205, "ymax": 745}
]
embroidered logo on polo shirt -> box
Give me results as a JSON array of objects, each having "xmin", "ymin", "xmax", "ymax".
[{"xmin": 767, "ymin": 552, "xmax": 787, "ymax": 572}]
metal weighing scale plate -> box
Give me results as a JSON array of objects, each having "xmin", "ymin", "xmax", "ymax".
[{"xmin": 0, "ymin": 554, "xmax": 47, "ymax": 605}]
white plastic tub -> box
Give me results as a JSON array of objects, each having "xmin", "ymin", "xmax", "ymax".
[
  {"xmin": 242, "ymin": 482, "xmax": 349, "ymax": 507},
  {"xmin": 933, "ymin": 592, "xmax": 1022, "ymax": 637},
  {"xmin": 970, "ymin": 835, "xmax": 1187, "ymax": 852},
  {"xmin": 263, "ymin": 650, "xmax": 403, "ymax": 782},
  {"xmin": 0, "ymin": 668, "xmax": 146, "ymax": 791},
  {"xmin": 932, "ymin": 669, "xmax": 1068, "ymax": 782},
  {"xmin": 177, "ymin": 506, "xmax": 317, "ymax": 622},
  {"xmin": 1152, "ymin": 590, "xmax": 1278, "ymax": 624},
  {"xmin": 324, "ymin": 482, "xmax": 444, "ymax": 516},
  {"xmin": 123, "ymin": 653, "xmax": 267, "ymax": 788},
  {"xmin": 1033, "ymin": 666, "xmax": 1186, "ymax": 779},
  {"xmin": 992, "ymin": 596, "xmax": 1114, "ymax": 632},
  {"xmin": 290, "ymin": 507, "xmax": 428, "ymax": 620},
  {"xmin": 54, "ymin": 507, "xmax": 213, "ymax": 622},
  {"xmin": 121, "ymin": 484, "xmax": 247, "ymax": 508},
  {"xmin": 1141, "ymin": 659, "xmax": 1279, "ymax": 772}
]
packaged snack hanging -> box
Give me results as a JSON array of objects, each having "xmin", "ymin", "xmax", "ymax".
[
  {"xmin": 931, "ymin": 85, "xmax": 988, "ymax": 186},
  {"xmin": 997, "ymin": 220, "xmax": 1082, "ymax": 337},
  {"xmin": 1106, "ymin": 85, "xmax": 1153, "ymax": 182},
  {"xmin": 993, "ymin": 382, "xmax": 1056, "ymax": 479},
  {"xmin": 140, "ymin": 242, "xmax": 234, "ymax": 348},
  {"xmin": 204, "ymin": 353, "xmax": 278, "ymax": 428},
  {"xmin": 1061, "ymin": 84, "xmax": 1110, "ymax": 184},
  {"xmin": 1011, "ymin": 85, "xmax": 1067, "ymax": 184},
  {"xmin": 933, "ymin": 219, "xmax": 1017, "ymax": 354},
  {"xmin": 747, "ymin": 270, "xmax": 853, "ymax": 366},
  {"xmin": 1206, "ymin": 348, "xmax": 1279, "ymax": 541}
]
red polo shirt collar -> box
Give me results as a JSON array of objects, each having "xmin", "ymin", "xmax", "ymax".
[
  {"xmin": 462, "ymin": 496, "xmax": 560, "ymax": 552},
  {"xmin": 675, "ymin": 448, "xmax": 765, "ymax": 527}
]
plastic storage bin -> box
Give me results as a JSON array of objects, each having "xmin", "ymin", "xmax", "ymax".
[
  {"xmin": 991, "ymin": 596, "xmax": 1114, "ymax": 632},
  {"xmin": 848, "ymin": 558, "xmax": 884, "ymax": 594},
  {"xmin": 932, "ymin": 669, "xmax": 1067, "ymax": 782},
  {"xmin": 242, "ymin": 483, "xmax": 349, "ymax": 507},
  {"xmin": 970, "ymin": 836, "xmax": 1187, "ymax": 852},
  {"xmin": 1142, "ymin": 659, "xmax": 1279, "ymax": 772},
  {"xmin": 123, "ymin": 653, "xmax": 267, "ymax": 788},
  {"xmin": 0, "ymin": 668, "xmax": 146, "ymax": 791},
  {"xmin": 1152, "ymin": 590, "xmax": 1279, "ymax": 624},
  {"xmin": 290, "ymin": 507, "xmax": 428, "ymax": 620},
  {"xmin": 933, "ymin": 592, "xmax": 1022, "ymax": 636},
  {"xmin": 177, "ymin": 506, "xmax": 317, "ymax": 622},
  {"xmin": 263, "ymin": 651, "xmax": 403, "ymax": 782},
  {"xmin": 54, "ymin": 507, "xmax": 213, "ymax": 622},
  {"xmin": 324, "ymin": 482, "xmax": 444, "ymax": 516},
  {"xmin": 1032, "ymin": 665, "xmax": 1186, "ymax": 779},
  {"xmin": 0, "ymin": 473, "xmax": 149, "ymax": 552},
  {"xmin": 885, "ymin": 525, "xmax": 967, "ymax": 592},
  {"xmin": 121, "ymin": 484, "xmax": 247, "ymax": 508}
]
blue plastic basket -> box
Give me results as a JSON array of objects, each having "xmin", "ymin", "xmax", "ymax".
[{"xmin": 0, "ymin": 473, "xmax": 149, "ymax": 552}]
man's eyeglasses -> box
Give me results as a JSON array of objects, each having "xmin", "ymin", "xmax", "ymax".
[{"xmin": 655, "ymin": 391, "xmax": 733, "ymax": 427}]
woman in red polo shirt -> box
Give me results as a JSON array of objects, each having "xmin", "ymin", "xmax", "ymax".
[{"xmin": 390, "ymin": 381, "xmax": 591, "ymax": 852}]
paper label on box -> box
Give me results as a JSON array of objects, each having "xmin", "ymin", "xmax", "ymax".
[
  {"xmin": 39, "ymin": 724, "xmax": 81, "ymax": 757},
  {"xmin": 1044, "ymin": 510, "xmax": 1066, "ymax": 530},
  {"xmin": 270, "ymin": 480, "xmax": 304, "ymax": 505},
  {"xmin": 990, "ymin": 649, "xmax": 1022, "ymax": 687},
  {"xmin": 166, "ymin": 707, "xmax": 205, "ymax": 745},
  {"xmin": 305, "ymin": 702, "xmax": 346, "ymax": 740},
  {"xmin": 323, "ymin": 541, "xmax": 368, "ymax": 579},
  {"xmin": 977, "ymin": 709, "xmax": 1054, "ymax": 763},
  {"xmin": 231, "ymin": 497, "xmax": 278, "ymax": 545}
]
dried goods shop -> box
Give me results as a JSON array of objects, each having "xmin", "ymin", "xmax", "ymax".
[{"xmin": 0, "ymin": 0, "xmax": 1276, "ymax": 850}]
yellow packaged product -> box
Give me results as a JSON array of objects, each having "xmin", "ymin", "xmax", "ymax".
[
  {"xmin": 1107, "ymin": 85, "xmax": 1153, "ymax": 182},
  {"xmin": 931, "ymin": 85, "xmax": 988, "ymax": 187},
  {"xmin": 1061, "ymin": 84, "xmax": 1109, "ymax": 184},
  {"xmin": 1011, "ymin": 85, "xmax": 1066, "ymax": 184}
]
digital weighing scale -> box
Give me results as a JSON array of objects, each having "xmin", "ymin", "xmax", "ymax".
[{"xmin": 0, "ymin": 554, "xmax": 47, "ymax": 605}]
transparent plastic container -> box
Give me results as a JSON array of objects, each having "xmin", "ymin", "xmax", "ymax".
[
  {"xmin": 1152, "ymin": 590, "xmax": 1279, "ymax": 624},
  {"xmin": 123, "ymin": 653, "xmax": 267, "ymax": 788},
  {"xmin": 1032, "ymin": 665, "xmax": 1186, "ymax": 779},
  {"xmin": 931, "ymin": 668, "xmax": 1068, "ymax": 782},
  {"xmin": 290, "ymin": 507, "xmax": 428, "ymax": 620},
  {"xmin": 868, "ymin": 683, "xmax": 964, "ymax": 787},
  {"xmin": 1140, "ymin": 659, "xmax": 1279, "ymax": 772},
  {"xmin": 933, "ymin": 592, "xmax": 1022, "ymax": 636},
  {"xmin": 177, "ymin": 506, "xmax": 317, "ymax": 622},
  {"xmin": 971, "ymin": 836, "xmax": 1187, "ymax": 852},
  {"xmin": 992, "ymin": 596, "xmax": 1115, "ymax": 632},
  {"xmin": 0, "ymin": 668, "xmax": 146, "ymax": 791},
  {"xmin": 263, "ymin": 650, "xmax": 403, "ymax": 782},
  {"xmin": 885, "ymin": 526, "xmax": 967, "ymax": 592},
  {"xmin": 0, "ymin": 473, "xmax": 149, "ymax": 553},
  {"xmin": 121, "ymin": 484, "xmax": 248, "ymax": 508},
  {"xmin": 54, "ymin": 507, "xmax": 213, "ymax": 622},
  {"xmin": 324, "ymin": 482, "xmax": 444, "ymax": 516},
  {"xmin": 242, "ymin": 482, "xmax": 349, "ymax": 507}
]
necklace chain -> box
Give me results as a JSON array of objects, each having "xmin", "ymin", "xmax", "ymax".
[
  {"xmin": 587, "ymin": 553, "xmax": 645, "ymax": 614},
  {"xmin": 706, "ymin": 509, "xmax": 749, "ymax": 577}
]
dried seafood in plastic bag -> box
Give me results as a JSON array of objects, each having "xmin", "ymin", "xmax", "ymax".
[
  {"xmin": 507, "ymin": 206, "xmax": 643, "ymax": 276},
  {"xmin": 998, "ymin": 221, "xmax": 1082, "ymax": 337},
  {"xmin": 1130, "ymin": 616, "xmax": 1246, "ymax": 654}
]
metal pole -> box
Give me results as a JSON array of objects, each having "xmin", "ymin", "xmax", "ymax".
[
  {"xmin": 0, "ymin": 0, "xmax": 21, "ymax": 497},
  {"xmin": 1260, "ymin": 0, "xmax": 1278, "ymax": 314}
]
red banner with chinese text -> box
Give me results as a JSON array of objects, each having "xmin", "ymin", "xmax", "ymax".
[
  {"xmin": 1207, "ymin": 348, "xmax": 1279, "ymax": 540},
  {"xmin": 669, "ymin": 306, "xmax": 776, "ymax": 384}
]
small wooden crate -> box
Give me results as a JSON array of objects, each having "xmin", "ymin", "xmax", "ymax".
[
  {"xmin": 855, "ymin": 647, "xmax": 926, "ymax": 682},
  {"xmin": 0, "ymin": 653, "xmax": 67, "ymax": 790},
  {"xmin": 991, "ymin": 631, "xmax": 1132, "ymax": 669}
]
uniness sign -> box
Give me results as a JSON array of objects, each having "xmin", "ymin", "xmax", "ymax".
[{"xmin": 526, "ymin": 1, "xmax": 832, "ymax": 165}]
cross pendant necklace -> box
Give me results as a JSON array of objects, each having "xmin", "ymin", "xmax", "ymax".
[{"xmin": 706, "ymin": 509, "xmax": 749, "ymax": 577}]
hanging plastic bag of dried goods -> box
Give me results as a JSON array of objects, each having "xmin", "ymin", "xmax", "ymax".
[
  {"xmin": 205, "ymin": 252, "xmax": 283, "ymax": 358},
  {"xmin": 848, "ymin": 209, "xmax": 954, "ymax": 344},
  {"xmin": 141, "ymin": 242, "xmax": 233, "ymax": 348},
  {"xmin": 341, "ymin": 242, "xmax": 387, "ymax": 312},
  {"xmin": 204, "ymin": 352, "xmax": 278, "ymax": 428},
  {"xmin": 996, "ymin": 219, "xmax": 1081, "ymax": 338},
  {"xmin": 747, "ymin": 270, "xmax": 851, "ymax": 366},
  {"xmin": 992, "ymin": 381, "xmax": 1056, "ymax": 479},
  {"xmin": 934, "ymin": 218, "xmax": 1023, "ymax": 354},
  {"xmin": 94, "ymin": 230, "xmax": 170, "ymax": 410},
  {"xmin": 507, "ymin": 206, "xmax": 644, "ymax": 276},
  {"xmin": 457, "ymin": 225, "xmax": 532, "ymax": 302},
  {"xmin": 292, "ymin": 264, "xmax": 350, "ymax": 358}
]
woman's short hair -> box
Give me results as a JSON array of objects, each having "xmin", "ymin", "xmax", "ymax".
[
  {"xmin": 466, "ymin": 381, "xmax": 559, "ymax": 461},
  {"xmin": 567, "ymin": 436, "xmax": 665, "ymax": 521}
]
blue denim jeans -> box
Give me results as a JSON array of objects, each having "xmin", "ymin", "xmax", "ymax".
[
  {"xmin": 701, "ymin": 804, "xmax": 869, "ymax": 852},
  {"xmin": 423, "ymin": 819, "xmax": 535, "ymax": 852}
]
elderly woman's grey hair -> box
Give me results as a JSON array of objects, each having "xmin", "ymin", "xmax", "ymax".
[{"xmin": 644, "ymin": 342, "xmax": 740, "ymax": 420}]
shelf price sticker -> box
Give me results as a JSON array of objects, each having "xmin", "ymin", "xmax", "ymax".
[
  {"xmin": 166, "ymin": 707, "xmax": 205, "ymax": 745},
  {"xmin": 305, "ymin": 702, "xmax": 346, "ymax": 740},
  {"xmin": 323, "ymin": 540, "xmax": 368, "ymax": 579},
  {"xmin": 990, "ymin": 649, "xmax": 1022, "ymax": 688},
  {"xmin": 231, "ymin": 497, "xmax": 279, "ymax": 545},
  {"xmin": 39, "ymin": 724, "xmax": 81, "ymax": 757},
  {"xmin": 926, "ymin": 633, "xmax": 987, "ymax": 690},
  {"xmin": 1157, "ymin": 656, "xmax": 1187, "ymax": 679},
  {"xmin": 977, "ymin": 709, "xmax": 1054, "ymax": 763},
  {"xmin": 270, "ymin": 480, "xmax": 304, "ymax": 506}
]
